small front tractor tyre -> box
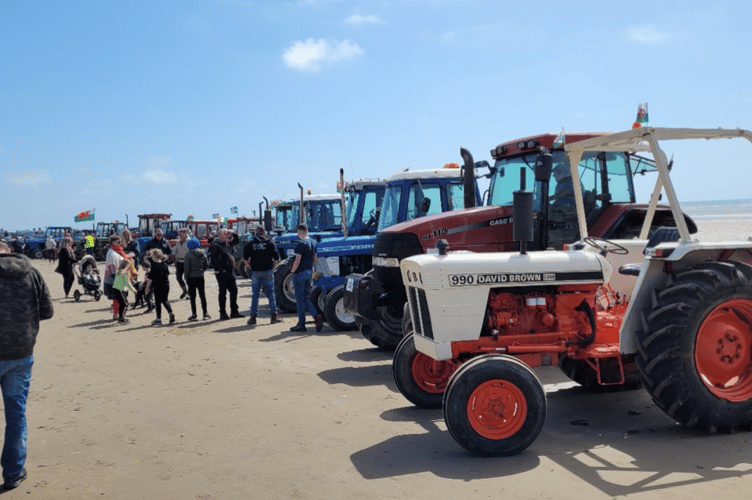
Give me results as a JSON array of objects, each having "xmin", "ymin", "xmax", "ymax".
[
  {"xmin": 443, "ymin": 354, "xmax": 546, "ymax": 456},
  {"xmin": 32, "ymin": 249, "xmax": 43, "ymax": 259},
  {"xmin": 393, "ymin": 333, "xmax": 460, "ymax": 409},
  {"xmin": 637, "ymin": 260, "xmax": 752, "ymax": 432},
  {"xmin": 323, "ymin": 286, "xmax": 356, "ymax": 331}
]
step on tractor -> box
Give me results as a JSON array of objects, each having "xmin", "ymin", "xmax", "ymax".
[
  {"xmin": 396, "ymin": 127, "xmax": 752, "ymax": 456},
  {"xmin": 273, "ymin": 183, "xmax": 383, "ymax": 314},
  {"xmin": 345, "ymin": 132, "xmax": 697, "ymax": 351},
  {"xmin": 308, "ymin": 164, "xmax": 479, "ymax": 330}
]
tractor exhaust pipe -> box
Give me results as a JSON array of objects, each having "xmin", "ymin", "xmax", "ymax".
[
  {"xmin": 298, "ymin": 183, "xmax": 305, "ymax": 225},
  {"xmin": 340, "ymin": 168, "xmax": 348, "ymax": 238},
  {"xmin": 513, "ymin": 167, "xmax": 534, "ymax": 255},
  {"xmin": 460, "ymin": 147, "xmax": 476, "ymax": 209},
  {"xmin": 263, "ymin": 196, "xmax": 272, "ymax": 232}
]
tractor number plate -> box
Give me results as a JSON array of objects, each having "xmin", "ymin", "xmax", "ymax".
[{"xmin": 346, "ymin": 277, "xmax": 354, "ymax": 292}]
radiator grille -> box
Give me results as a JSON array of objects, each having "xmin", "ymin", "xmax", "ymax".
[{"xmin": 408, "ymin": 286, "xmax": 433, "ymax": 340}]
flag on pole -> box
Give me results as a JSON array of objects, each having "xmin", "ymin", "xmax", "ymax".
[
  {"xmin": 230, "ymin": 206, "xmax": 238, "ymax": 214},
  {"xmin": 74, "ymin": 208, "xmax": 95, "ymax": 223},
  {"xmin": 553, "ymin": 128, "xmax": 566, "ymax": 149},
  {"xmin": 632, "ymin": 103, "xmax": 649, "ymax": 129}
]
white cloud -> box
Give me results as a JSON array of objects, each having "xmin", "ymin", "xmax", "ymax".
[
  {"xmin": 142, "ymin": 169, "xmax": 178, "ymax": 184},
  {"xmin": 6, "ymin": 169, "xmax": 52, "ymax": 186},
  {"xmin": 627, "ymin": 25, "xmax": 669, "ymax": 43},
  {"xmin": 345, "ymin": 14, "xmax": 383, "ymax": 25},
  {"xmin": 282, "ymin": 38, "xmax": 363, "ymax": 71}
]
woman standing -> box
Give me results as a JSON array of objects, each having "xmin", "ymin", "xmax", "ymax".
[
  {"xmin": 183, "ymin": 238, "xmax": 210, "ymax": 321},
  {"xmin": 56, "ymin": 236, "xmax": 77, "ymax": 298}
]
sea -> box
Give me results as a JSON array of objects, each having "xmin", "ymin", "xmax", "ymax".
[{"xmin": 681, "ymin": 199, "xmax": 752, "ymax": 240}]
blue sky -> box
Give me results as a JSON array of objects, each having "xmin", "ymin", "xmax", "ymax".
[{"xmin": 2, "ymin": 0, "xmax": 752, "ymax": 230}]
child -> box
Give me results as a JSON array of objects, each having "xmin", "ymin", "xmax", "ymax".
[
  {"xmin": 183, "ymin": 238, "xmax": 210, "ymax": 321},
  {"xmin": 133, "ymin": 260, "xmax": 154, "ymax": 312},
  {"xmin": 113, "ymin": 259, "xmax": 137, "ymax": 323},
  {"xmin": 145, "ymin": 248, "xmax": 175, "ymax": 326}
]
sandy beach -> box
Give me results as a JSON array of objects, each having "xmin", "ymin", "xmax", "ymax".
[{"xmin": 4, "ymin": 218, "xmax": 752, "ymax": 499}]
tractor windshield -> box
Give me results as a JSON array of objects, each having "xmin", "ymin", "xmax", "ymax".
[
  {"xmin": 378, "ymin": 184, "xmax": 403, "ymax": 232},
  {"xmin": 489, "ymin": 150, "xmax": 643, "ymax": 211},
  {"xmin": 345, "ymin": 187, "xmax": 384, "ymax": 231},
  {"xmin": 290, "ymin": 200, "xmax": 342, "ymax": 232}
]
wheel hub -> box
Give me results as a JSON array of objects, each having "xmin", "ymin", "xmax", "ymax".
[
  {"xmin": 412, "ymin": 353, "xmax": 458, "ymax": 394},
  {"xmin": 467, "ymin": 380, "xmax": 527, "ymax": 439},
  {"xmin": 696, "ymin": 299, "xmax": 752, "ymax": 402}
]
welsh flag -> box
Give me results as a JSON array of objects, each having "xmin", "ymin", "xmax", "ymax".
[
  {"xmin": 74, "ymin": 208, "xmax": 95, "ymax": 223},
  {"xmin": 632, "ymin": 103, "xmax": 649, "ymax": 129}
]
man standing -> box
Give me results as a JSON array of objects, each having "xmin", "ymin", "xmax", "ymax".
[
  {"xmin": 243, "ymin": 225, "xmax": 282, "ymax": 326},
  {"xmin": 83, "ymin": 232, "xmax": 95, "ymax": 256},
  {"xmin": 0, "ymin": 241, "xmax": 53, "ymax": 490},
  {"xmin": 209, "ymin": 229, "xmax": 244, "ymax": 320},
  {"xmin": 142, "ymin": 228, "xmax": 172, "ymax": 264},
  {"xmin": 173, "ymin": 228, "xmax": 190, "ymax": 299},
  {"xmin": 289, "ymin": 224, "xmax": 323, "ymax": 332}
]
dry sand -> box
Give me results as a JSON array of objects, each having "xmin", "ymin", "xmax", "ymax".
[{"xmin": 4, "ymin": 220, "xmax": 752, "ymax": 499}]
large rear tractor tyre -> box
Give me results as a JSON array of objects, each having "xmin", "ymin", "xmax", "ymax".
[
  {"xmin": 393, "ymin": 334, "xmax": 461, "ymax": 409},
  {"xmin": 401, "ymin": 303, "xmax": 414, "ymax": 336},
  {"xmin": 637, "ymin": 261, "xmax": 752, "ymax": 432},
  {"xmin": 360, "ymin": 309, "xmax": 404, "ymax": 350},
  {"xmin": 273, "ymin": 260, "xmax": 296, "ymax": 313},
  {"xmin": 558, "ymin": 354, "xmax": 641, "ymax": 392},
  {"xmin": 443, "ymin": 354, "xmax": 546, "ymax": 456},
  {"xmin": 324, "ymin": 286, "xmax": 356, "ymax": 331}
]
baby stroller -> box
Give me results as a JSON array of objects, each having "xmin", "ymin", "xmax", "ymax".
[{"xmin": 73, "ymin": 255, "xmax": 102, "ymax": 301}]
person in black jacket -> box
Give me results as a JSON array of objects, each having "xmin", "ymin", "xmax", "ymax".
[
  {"xmin": 0, "ymin": 241, "xmax": 54, "ymax": 490},
  {"xmin": 209, "ymin": 229, "xmax": 244, "ymax": 320},
  {"xmin": 243, "ymin": 225, "xmax": 281, "ymax": 325},
  {"xmin": 142, "ymin": 228, "xmax": 171, "ymax": 264}
]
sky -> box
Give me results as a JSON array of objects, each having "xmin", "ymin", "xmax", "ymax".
[{"xmin": 2, "ymin": 0, "xmax": 752, "ymax": 231}]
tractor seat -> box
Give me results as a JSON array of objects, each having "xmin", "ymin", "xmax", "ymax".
[{"xmin": 617, "ymin": 227, "xmax": 681, "ymax": 276}]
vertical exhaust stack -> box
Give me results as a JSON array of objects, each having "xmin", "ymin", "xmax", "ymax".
[
  {"xmin": 513, "ymin": 167, "xmax": 534, "ymax": 255},
  {"xmin": 460, "ymin": 147, "xmax": 477, "ymax": 209},
  {"xmin": 298, "ymin": 183, "xmax": 305, "ymax": 226},
  {"xmin": 340, "ymin": 168, "xmax": 348, "ymax": 238},
  {"xmin": 534, "ymin": 148, "xmax": 553, "ymax": 249},
  {"xmin": 263, "ymin": 196, "xmax": 272, "ymax": 232}
]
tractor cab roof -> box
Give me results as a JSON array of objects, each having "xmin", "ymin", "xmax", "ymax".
[{"xmin": 564, "ymin": 127, "xmax": 752, "ymax": 243}]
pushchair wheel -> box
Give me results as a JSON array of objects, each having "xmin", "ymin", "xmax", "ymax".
[
  {"xmin": 74, "ymin": 290, "xmax": 81, "ymax": 301},
  {"xmin": 94, "ymin": 290, "xmax": 101, "ymax": 301}
]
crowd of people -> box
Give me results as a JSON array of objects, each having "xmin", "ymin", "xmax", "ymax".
[
  {"xmin": 1, "ymin": 226, "xmax": 325, "ymax": 332},
  {"xmin": 0, "ymin": 224, "xmax": 330, "ymax": 489}
]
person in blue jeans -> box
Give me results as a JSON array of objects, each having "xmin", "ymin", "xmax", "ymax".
[
  {"xmin": 289, "ymin": 224, "xmax": 324, "ymax": 333},
  {"xmin": 243, "ymin": 225, "xmax": 282, "ymax": 326},
  {"xmin": 0, "ymin": 241, "xmax": 54, "ymax": 490}
]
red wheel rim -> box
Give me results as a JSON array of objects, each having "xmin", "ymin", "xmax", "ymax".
[
  {"xmin": 411, "ymin": 353, "xmax": 459, "ymax": 394},
  {"xmin": 695, "ymin": 299, "xmax": 752, "ymax": 402},
  {"xmin": 466, "ymin": 379, "xmax": 527, "ymax": 439}
]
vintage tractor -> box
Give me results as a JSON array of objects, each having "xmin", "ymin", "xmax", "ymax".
[
  {"xmin": 396, "ymin": 127, "xmax": 752, "ymax": 456},
  {"xmin": 346, "ymin": 132, "xmax": 697, "ymax": 350}
]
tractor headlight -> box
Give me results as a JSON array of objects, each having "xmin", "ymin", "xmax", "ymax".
[{"xmin": 374, "ymin": 256, "xmax": 400, "ymax": 267}]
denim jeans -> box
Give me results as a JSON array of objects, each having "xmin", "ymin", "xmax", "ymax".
[
  {"xmin": 1, "ymin": 355, "xmax": 33, "ymax": 483},
  {"xmin": 250, "ymin": 270, "xmax": 277, "ymax": 317},
  {"xmin": 293, "ymin": 270, "xmax": 318, "ymax": 327}
]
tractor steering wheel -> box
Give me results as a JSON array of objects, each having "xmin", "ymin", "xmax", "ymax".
[{"xmin": 583, "ymin": 237, "xmax": 630, "ymax": 255}]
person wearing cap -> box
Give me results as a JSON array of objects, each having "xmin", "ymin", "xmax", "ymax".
[
  {"xmin": 173, "ymin": 228, "xmax": 190, "ymax": 299},
  {"xmin": 183, "ymin": 238, "xmax": 210, "ymax": 321},
  {"xmin": 243, "ymin": 225, "xmax": 281, "ymax": 326},
  {"xmin": 289, "ymin": 224, "xmax": 323, "ymax": 332}
]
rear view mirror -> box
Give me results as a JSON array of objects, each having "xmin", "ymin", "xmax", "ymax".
[{"xmin": 420, "ymin": 198, "xmax": 431, "ymax": 213}]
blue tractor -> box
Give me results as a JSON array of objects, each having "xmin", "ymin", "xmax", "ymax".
[
  {"xmin": 26, "ymin": 226, "xmax": 73, "ymax": 259},
  {"xmin": 277, "ymin": 164, "xmax": 482, "ymax": 330},
  {"xmin": 272, "ymin": 178, "xmax": 386, "ymax": 314}
]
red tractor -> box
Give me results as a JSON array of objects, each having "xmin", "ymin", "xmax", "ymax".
[
  {"xmin": 395, "ymin": 127, "xmax": 752, "ymax": 456},
  {"xmin": 346, "ymin": 131, "xmax": 697, "ymax": 350}
]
